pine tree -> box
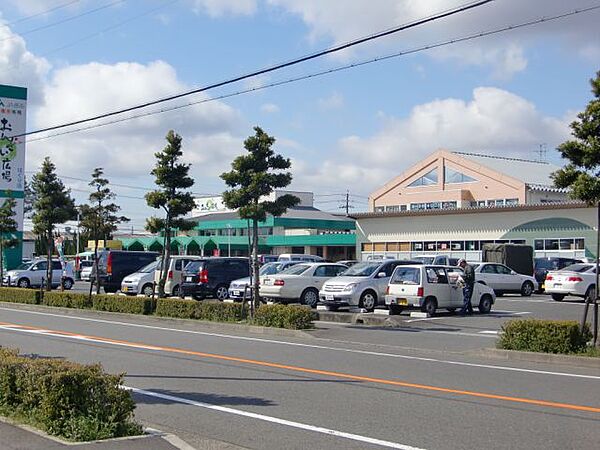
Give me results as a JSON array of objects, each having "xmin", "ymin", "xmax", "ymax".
[
  {"xmin": 221, "ymin": 127, "xmax": 299, "ymax": 311},
  {"xmin": 146, "ymin": 130, "xmax": 196, "ymax": 297},
  {"xmin": 31, "ymin": 157, "xmax": 76, "ymax": 290}
]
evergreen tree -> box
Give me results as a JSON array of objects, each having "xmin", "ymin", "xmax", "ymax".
[
  {"xmin": 553, "ymin": 71, "xmax": 600, "ymax": 342},
  {"xmin": 146, "ymin": 130, "xmax": 196, "ymax": 297},
  {"xmin": 31, "ymin": 157, "xmax": 77, "ymax": 290},
  {"xmin": 23, "ymin": 176, "xmax": 36, "ymax": 218},
  {"xmin": 221, "ymin": 127, "xmax": 299, "ymax": 311},
  {"xmin": 0, "ymin": 196, "xmax": 19, "ymax": 282}
]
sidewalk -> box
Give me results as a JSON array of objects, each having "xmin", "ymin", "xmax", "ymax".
[{"xmin": 0, "ymin": 420, "xmax": 185, "ymax": 450}]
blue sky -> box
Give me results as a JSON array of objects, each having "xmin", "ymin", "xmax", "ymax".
[{"xmin": 1, "ymin": 0, "xmax": 599, "ymax": 231}]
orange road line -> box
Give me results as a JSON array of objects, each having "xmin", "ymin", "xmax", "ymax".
[{"xmin": 1, "ymin": 320, "xmax": 599, "ymax": 414}]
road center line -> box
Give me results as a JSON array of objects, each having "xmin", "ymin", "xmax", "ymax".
[
  {"xmin": 1, "ymin": 307, "xmax": 598, "ymax": 381},
  {"xmin": 124, "ymin": 386, "xmax": 423, "ymax": 449},
  {"xmin": 1, "ymin": 321, "xmax": 599, "ymax": 414}
]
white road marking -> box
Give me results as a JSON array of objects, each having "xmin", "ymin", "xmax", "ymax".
[
  {"xmin": 1, "ymin": 308, "xmax": 599, "ymax": 381},
  {"xmin": 478, "ymin": 331, "xmax": 499, "ymax": 335},
  {"xmin": 125, "ymin": 386, "xmax": 425, "ymax": 450}
]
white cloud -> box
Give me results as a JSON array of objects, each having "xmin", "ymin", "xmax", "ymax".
[
  {"xmin": 28, "ymin": 60, "xmax": 245, "ymax": 180},
  {"xmin": 317, "ymin": 91, "xmax": 344, "ymax": 110},
  {"xmin": 260, "ymin": 102, "xmax": 280, "ymax": 113},
  {"xmin": 290, "ymin": 87, "xmax": 571, "ymax": 194},
  {"xmin": 267, "ymin": 0, "xmax": 599, "ymax": 79},
  {"xmin": 0, "ymin": 21, "xmax": 49, "ymax": 105},
  {"xmin": 191, "ymin": 0, "xmax": 257, "ymax": 17}
]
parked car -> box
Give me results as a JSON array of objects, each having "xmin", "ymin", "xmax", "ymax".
[
  {"xmin": 385, "ymin": 265, "xmax": 496, "ymax": 316},
  {"xmin": 544, "ymin": 263, "xmax": 596, "ymax": 302},
  {"xmin": 277, "ymin": 253, "xmax": 324, "ymax": 262},
  {"xmin": 260, "ymin": 262, "xmax": 347, "ymax": 307},
  {"xmin": 473, "ymin": 262, "xmax": 538, "ymax": 296},
  {"xmin": 80, "ymin": 263, "xmax": 94, "ymax": 282},
  {"xmin": 4, "ymin": 259, "xmax": 75, "ymax": 289},
  {"xmin": 94, "ymin": 250, "xmax": 159, "ymax": 293},
  {"xmin": 337, "ymin": 260, "xmax": 358, "ymax": 267},
  {"xmin": 76, "ymin": 260, "xmax": 94, "ymax": 281},
  {"xmin": 534, "ymin": 257, "xmax": 582, "ymax": 292},
  {"xmin": 228, "ymin": 261, "xmax": 299, "ymax": 301},
  {"xmin": 320, "ymin": 260, "xmax": 421, "ymax": 311},
  {"xmin": 412, "ymin": 255, "xmax": 459, "ymax": 266},
  {"xmin": 181, "ymin": 257, "xmax": 250, "ymax": 300},
  {"xmin": 154, "ymin": 255, "xmax": 204, "ymax": 296},
  {"xmin": 258, "ymin": 254, "xmax": 279, "ymax": 264},
  {"xmin": 121, "ymin": 260, "xmax": 159, "ymax": 296}
]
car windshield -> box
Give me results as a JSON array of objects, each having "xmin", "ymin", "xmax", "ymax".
[
  {"xmin": 390, "ymin": 267, "xmax": 420, "ymax": 284},
  {"xmin": 139, "ymin": 261, "xmax": 159, "ymax": 273},
  {"xmin": 340, "ymin": 262, "xmax": 381, "ymax": 277},
  {"xmin": 560, "ymin": 264, "xmax": 593, "ymax": 273},
  {"xmin": 535, "ymin": 259, "xmax": 560, "ymax": 270},
  {"xmin": 259, "ymin": 262, "xmax": 293, "ymax": 276},
  {"xmin": 280, "ymin": 264, "xmax": 311, "ymax": 275},
  {"xmin": 15, "ymin": 262, "xmax": 32, "ymax": 270},
  {"xmin": 413, "ymin": 256, "xmax": 434, "ymax": 264}
]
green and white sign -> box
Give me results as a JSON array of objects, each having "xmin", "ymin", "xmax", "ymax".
[{"xmin": 0, "ymin": 84, "xmax": 27, "ymax": 269}]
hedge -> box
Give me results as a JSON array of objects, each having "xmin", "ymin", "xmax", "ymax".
[
  {"xmin": 252, "ymin": 304, "xmax": 316, "ymax": 330},
  {"xmin": 0, "ymin": 347, "xmax": 141, "ymax": 441},
  {"xmin": 155, "ymin": 298, "xmax": 247, "ymax": 322},
  {"xmin": 0, "ymin": 287, "xmax": 41, "ymax": 305},
  {"xmin": 92, "ymin": 295, "xmax": 153, "ymax": 315},
  {"xmin": 155, "ymin": 297, "xmax": 197, "ymax": 319},
  {"xmin": 498, "ymin": 319, "xmax": 591, "ymax": 354},
  {"xmin": 43, "ymin": 291, "xmax": 92, "ymax": 309}
]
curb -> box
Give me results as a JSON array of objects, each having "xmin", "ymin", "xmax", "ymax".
[
  {"xmin": 0, "ymin": 301, "xmax": 316, "ymax": 339},
  {"xmin": 477, "ymin": 348, "xmax": 600, "ymax": 369}
]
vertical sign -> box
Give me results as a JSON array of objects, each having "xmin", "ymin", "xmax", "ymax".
[{"xmin": 0, "ymin": 84, "xmax": 27, "ymax": 270}]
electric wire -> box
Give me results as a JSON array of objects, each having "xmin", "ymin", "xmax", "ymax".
[
  {"xmin": 14, "ymin": 0, "xmax": 493, "ymax": 139},
  {"xmin": 0, "ymin": 0, "xmax": 80, "ymax": 29},
  {"xmin": 24, "ymin": 3, "xmax": 599, "ymax": 144}
]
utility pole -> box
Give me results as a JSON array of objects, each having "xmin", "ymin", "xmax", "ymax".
[{"xmin": 339, "ymin": 190, "xmax": 354, "ymax": 216}]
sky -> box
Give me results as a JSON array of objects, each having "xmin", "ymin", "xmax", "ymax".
[{"xmin": 1, "ymin": 0, "xmax": 599, "ymax": 233}]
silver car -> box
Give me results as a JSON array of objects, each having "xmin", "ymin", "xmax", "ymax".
[
  {"xmin": 319, "ymin": 260, "xmax": 415, "ymax": 311},
  {"xmin": 228, "ymin": 261, "xmax": 299, "ymax": 301},
  {"xmin": 4, "ymin": 259, "xmax": 75, "ymax": 289},
  {"xmin": 121, "ymin": 260, "xmax": 159, "ymax": 296}
]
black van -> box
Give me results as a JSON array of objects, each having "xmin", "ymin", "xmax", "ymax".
[
  {"xmin": 94, "ymin": 250, "xmax": 159, "ymax": 293},
  {"xmin": 181, "ymin": 257, "xmax": 250, "ymax": 300}
]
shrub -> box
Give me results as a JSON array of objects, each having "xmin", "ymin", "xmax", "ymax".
[
  {"xmin": 252, "ymin": 304, "xmax": 316, "ymax": 330},
  {"xmin": 92, "ymin": 295, "xmax": 152, "ymax": 315},
  {"xmin": 43, "ymin": 291, "xmax": 92, "ymax": 309},
  {"xmin": 498, "ymin": 319, "xmax": 591, "ymax": 354},
  {"xmin": 0, "ymin": 348, "xmax": 141, "ymax": 441},
  {"xmin": 196, "ymin": 302, "xmax": 247, "ymax": 322},
  {"xmin": 155, "ymin": 298, "xmax": 197, "ymax": 319},
  {"xmin": 0, "ymin": 287, "xmax": 41, "ymax": 305}
]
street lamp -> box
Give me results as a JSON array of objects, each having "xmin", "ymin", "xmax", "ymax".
[{"xmin": 227, "ymin": 224, "xmax": 232, "ymax": 257}]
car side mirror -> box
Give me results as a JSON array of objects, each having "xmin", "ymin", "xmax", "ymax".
[
  {"xmin": 377, "ymin": 272, "xmax": 387, "ymax": 278},
  {"xmin": 511, "ymin": 270, "xmax": 517, "ymax": 275}
]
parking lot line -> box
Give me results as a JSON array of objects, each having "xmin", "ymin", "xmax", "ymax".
[{"xmin": 2, "ymin": 320, "xmax": 600, "ymax": 414}]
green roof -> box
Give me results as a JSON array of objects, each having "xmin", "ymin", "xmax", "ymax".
[{"xmin": 266, "ymin": 234, "xmax": 355, "ymax": 246}]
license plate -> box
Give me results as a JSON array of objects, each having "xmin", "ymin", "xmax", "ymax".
[
  {"xmin": 186, "ymin": 276, "xmax": 194, "ymax": 282},
  {"xmin": 264, "ymin": 279, "xmax": 273, "ymax": 285},
  {"xmin": 326, "ymin": 294, "xmax": 334, "ymax": 301},
  {"xmin": 397, "ymin": 298, "xmax": 408, "ymax": 306},
  {"xmin": 122, "ymin": 286, "xmax": 128, "ymax": 292},
  {"xmin": 233, "ymin": 290, "xmax": 240, "ymax": 296},
  {"xmin": 541, "ymin": 283, "xmax": 545, "ymax": 290}
]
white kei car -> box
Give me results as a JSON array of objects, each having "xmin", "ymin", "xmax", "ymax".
[
  {"xmin": 385, "ymin": 265, "xmax": 496, "ymax": 316},
  {"xmin": 544, "ymin": 263, "xmax": 596, "ymax": 302},
  {"xmin": 473, "ymin": 262, "xmax": 537, "ymax": 296},
  {"xmin": 259, "ymin": 262, "xmax": 347, "ymax": 307}
]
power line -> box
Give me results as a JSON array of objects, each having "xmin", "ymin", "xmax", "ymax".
[
  {"xmin": 0, "ymin": 0, "xmax": 80, "ymax": 29},
  {"xmin": 14, "ymin": 0, "xmax": 493, "ymax": 139},
  {"xmin": 24, "ymin": 3, "xmax": 599, "ymax": 144},
  {"xmin": 0, "ymin": 0, "xmax": 125, "ymax": 43}
]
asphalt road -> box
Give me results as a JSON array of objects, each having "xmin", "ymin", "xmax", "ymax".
[{"xmin": 1, "ymin": 294, "xmax": 599, "ymax": 450}]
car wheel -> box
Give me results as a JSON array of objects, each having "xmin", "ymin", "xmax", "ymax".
[
  {"xmin": 421, "ymin": 297, "xmax": 437, "ymax": 316},
  {"xmin": 389, "ymin": 305, "xmax": 403, "ymax": 315},
  {"xmin": 17, "ymin": 278, "xmax": 30, "ymax": 289},
  {"xmin": 551, "ymin": 293, "xmax": 565, "ymax": 302},
  {"xmin": 520, "ymin": 281, "xmax": 534, "ymax": 297},
  {"xmin": 478, "ymin": 294, "xmax": 493, "ymax": 314},
  {"xmin": 171, "ymin": 285, "xmax": 180, "ymax": 297},
  {"xmin": 301, "ymin": 288, "xmax": 319, "ymax": 308},
  {"xmin": 63, "ymin": 278, "xmax": 74, "ymax": 290},
  {"xmin": 585, "ymin": 285, "xmax": 596, "ymax": 303},
  {"xmin": 141, "ymin": 284, "xmax": 154, "ymax": 297},
  {"xmin": 359, "ymin": 290, "xmax": 377, "ymax": 312},
  {"xmin": 215, "ymin": 285, "xmax": 229, "ymax": 301}
]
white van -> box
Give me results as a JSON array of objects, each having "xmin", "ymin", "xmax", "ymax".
[
  {"xmin": 385, "ymin": 264, "xmax": 495, "ymax": 316},
  {"xmin": 277, "ymin": 254, "xmax": 324, "ymax": 262},
  {"xmin": 154, "ymin": 255, "xmax": 204, "ymax": 296}
]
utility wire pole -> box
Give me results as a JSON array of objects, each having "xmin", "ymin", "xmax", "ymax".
[{"xmin": 340, "ymin": 191, "xmax": 355, "ymax": 216}]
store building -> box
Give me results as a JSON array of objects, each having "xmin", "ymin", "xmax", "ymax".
[
  {"xmin": 355, "ymin": 150, "xmax": 595, "ymax": 261},
  {"xmin": 121, "ymin": 191, "xmax": 356, "ymax": 261}
]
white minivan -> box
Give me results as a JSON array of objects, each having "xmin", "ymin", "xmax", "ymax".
[
  {"xmin": 385, "ymin": 265, "xmax": 495, "ymax": 316},
  {"xmin": 154, "ymin": 256, "xmax": 204, "ymax": 296},
  {"xmin": 277, "ymin": 254, "xmax": 324, "ymax": 262}
]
